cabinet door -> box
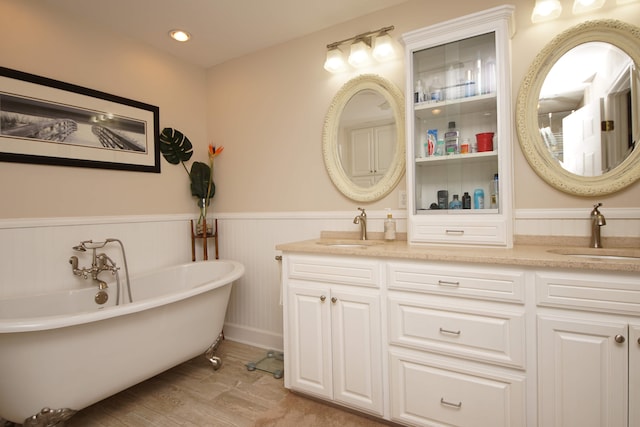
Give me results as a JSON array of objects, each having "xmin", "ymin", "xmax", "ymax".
[
  {"xmin": 373, "ymin": 124, "xmax": 396, "ymax": 175},
  {"xmin": 630, "ymin": 323, "xmax": 640, "ymax": 427},
  {"xmin": 538, "ymin": 315, "xmax": 628, "ymax": 427},
  {"xmin": 331, "ymin": 288, "xmax": 383, "ymax": 415},
  {"xmin": 287, "ymin": 282, "xmax": 332, "ymax": 399},
  {"xmin": 350, "ymin": 128, "xmax": 375, "ymax": 177}
]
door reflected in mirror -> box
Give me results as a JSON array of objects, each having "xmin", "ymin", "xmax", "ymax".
[
  {"xmin": 538, "ymin": 42, "xmax": 637, "ymax": 177},
  {"xmin": 338, "ymin": 89, "xmax": 396, "ymax": 188}
]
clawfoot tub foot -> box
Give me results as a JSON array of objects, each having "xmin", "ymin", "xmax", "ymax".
[
  {"xmin": 22, "ymin": 407, "xmax": 77, "ymax": 427},
  {"xmin": 204, "ymin": 332, "xmax": 224, "ymax": 370}
]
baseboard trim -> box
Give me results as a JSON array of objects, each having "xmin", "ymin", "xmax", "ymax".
[{"xmin": 223, "ymin": 322, "xmax": 284, "ymax": 353}]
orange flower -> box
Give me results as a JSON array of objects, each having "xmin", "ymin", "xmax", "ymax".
[{"xmin": 208, "ymin": 144, "xmax": 224, "ymax": 161}]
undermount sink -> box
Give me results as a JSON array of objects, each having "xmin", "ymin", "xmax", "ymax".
[
  {"xmin": 316, "ymin": 240, "xmax": 382, "ymax": 248},
  {"xmin": 548, "ymin": 248, "xmax": 640, "ymax": 261}
]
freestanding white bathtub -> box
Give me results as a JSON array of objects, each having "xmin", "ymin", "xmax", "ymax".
[{"xmin": 0, "ymin": 260, "xmax": 244, "ymax": 425}]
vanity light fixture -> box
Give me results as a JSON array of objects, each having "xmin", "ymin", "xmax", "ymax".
[
  {"xmin": 573, "ymin": 0, "xmax": 606, "ymax": 13},
  {"xmin": 531, "ymin": 0, "xmax": 563, "ymax": 22},
  {"xmin": 169, "ymin": 29, "xmax": 191, "ymax": 42},
  {"xmin": 323, "ymin": 26, "xmax": 395, "ymax": 73}
]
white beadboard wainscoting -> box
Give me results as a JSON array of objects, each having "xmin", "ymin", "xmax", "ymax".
[
  {"xmin": 0, "ymin": 208, "xmax": 637, "ymax": 352},
  {"xmin": 515, "ymin": 207, "xmax": 640, "ymax": 237}
]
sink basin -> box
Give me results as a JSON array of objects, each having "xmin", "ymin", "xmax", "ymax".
[
  {"xmin": 548, "ymin": 248, "xmax": 640, "ymax": 261},
  {"xmin": 316, "ymin": 240, "xmax": 382, "ymax": 248}
]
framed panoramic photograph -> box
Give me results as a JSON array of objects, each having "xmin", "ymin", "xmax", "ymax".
[{"xmin": 0, "ymin": 66, "xmax": 160, "ymax": 173}]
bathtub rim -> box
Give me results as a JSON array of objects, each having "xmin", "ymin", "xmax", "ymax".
[{"xmin": 0, "ymin": 259, "xmax": 244, "ymax": 333}]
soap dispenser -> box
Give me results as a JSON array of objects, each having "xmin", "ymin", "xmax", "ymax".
[{"xmin": 384, "ymin": 209, "xmax": 396, "ymax": 241}]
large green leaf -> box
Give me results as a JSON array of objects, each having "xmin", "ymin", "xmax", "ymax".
[
  {"xmin": 190, "ymin": 161, "xmax": 215, "ymax": 201},
  {"xmin": 159, "ymin": 127, "xmax": 193, "ymax": 165}
]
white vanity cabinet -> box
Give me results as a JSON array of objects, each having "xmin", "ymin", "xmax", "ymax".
[
  {"xmin": 282, "ymin": 255, "xmax": 384, "ymax": 416},
  {"xmin": 386, "ymin": 260, "xmax": 527, "ymax": 426},
  {"xmin": 535, "ymin": 270, "xmax": 640, "ymax": 427},
  {"xmin": 402, "ymin": 6, "xmax": 515, "ymax": 246}
]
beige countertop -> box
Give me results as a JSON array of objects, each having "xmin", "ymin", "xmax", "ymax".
[{"xmin": 276, "ymin": 232, "xmax": 640, "ymax": 274}]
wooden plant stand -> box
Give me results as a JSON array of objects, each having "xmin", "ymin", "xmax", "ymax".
[{"xmin": 190, "ymin": 218, "xmax": 219, "ymax": 261}]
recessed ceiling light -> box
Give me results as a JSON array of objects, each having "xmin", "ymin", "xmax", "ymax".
[{"xmin": 169, "ymin": 30, "xmax": 191, "ymax": 42}]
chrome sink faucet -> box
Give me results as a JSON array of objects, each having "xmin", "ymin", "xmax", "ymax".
[
  {"xmin": 589, "ymin": 203, "xmax": 607, "ymax": 248},
  {"xmin": 353, "ymin": 207, "xmax": 367, "ymax": 240}
]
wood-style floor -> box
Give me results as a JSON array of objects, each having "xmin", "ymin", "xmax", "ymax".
[{"xmin": 4, "ymin": 339, "xmax": 391, "ymax": 426}]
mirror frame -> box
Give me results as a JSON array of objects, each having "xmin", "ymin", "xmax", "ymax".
[
  {"xmin": 516, "ymin": 19, "xmax": 640, "ymax": 196},
  {"xmin": 322, "ymin": 74, "xmax": 405, "ymax": 202}
]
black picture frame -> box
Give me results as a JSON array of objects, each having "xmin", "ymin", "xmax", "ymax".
[{"xmin": 0, "ymin": 66, "xmax": 160, "ymax": 173}]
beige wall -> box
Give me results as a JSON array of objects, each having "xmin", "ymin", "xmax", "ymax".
[
  {"xmin": 1, "ymin": 0, "xmax": 639, "ymax": 219},
  {"xmin": 0, "ymin": 0, "xmax": 207, "ymax": 218}
]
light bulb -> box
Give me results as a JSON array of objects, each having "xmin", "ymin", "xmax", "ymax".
[
  {"xmin": 372, "ymin": 33, "xmax": 395, "ymax": 62},
  {"xmin": 169, "ymin": 30, "xmax": 191, "ymax": 42},
  {"xmin": 348, "ymin": 39, "xmax": 372, "ymax": 68},
  {"xmin": 572, "ymin": 0, "xmax": 606, "ymax": 13},
  {"xmin": 323, "ymin": 47, "xmax": 347, "ymax": 73},
  {"xmin": 531, "ymin": 0, "xmax": 562, "ymax": 23}
]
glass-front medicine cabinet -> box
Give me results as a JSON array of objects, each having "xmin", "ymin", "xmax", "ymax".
[{"xmin": 402, "ymin": 5, "xmax": 515, "ymax": 247}]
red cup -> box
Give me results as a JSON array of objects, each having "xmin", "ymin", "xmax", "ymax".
[{"xmin": 476, "ymin": 132, "xmax": 494, "ymax": 152}]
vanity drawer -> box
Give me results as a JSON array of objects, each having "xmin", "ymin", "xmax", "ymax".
[
  {"xmin": 388, "ymin": 293, "xmax": 525, "ymax": 368},
  {"xmin": 286, "ymin": 255, "xmax": 380, "ymax": 288},
  {"xmin": 410, "ymin": 218, "xmax": 506, "ymax": 246},
  {"xmin": 536, "ymin": 270, "xmax": 640, "ymax": 315},
  {"xmin": 389, "ymin": 350, "xmax": 526, "ymax": 427},
  {"xmin": 388, "ymin": 261, "xmax": 525, "ymax": 303}
]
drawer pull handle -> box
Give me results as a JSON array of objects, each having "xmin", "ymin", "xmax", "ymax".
[
  {"xmin": 438, "ymin": 280, "xmax": 460, "ymax": 287},
  {"xmin": 320, "ymin": 295, "xmax": 326, "ymax": 302},
  {"xmin": 614, "ymin": 334, "xmax": 625, "ymax": 344},
  {"xmin": 445, "ymin": 229, "xmax": 465, "ymax": 235},
  {"xmin": 439, "ymin": 327, "xmax": 461, "ymax": 336},
  {"xmin": 331, "ymin": 297, "xmax": 337, "ymax": 304},
  {"xmin": 440, "ymin": 398, "xmax": 462, "ymax": 409}
]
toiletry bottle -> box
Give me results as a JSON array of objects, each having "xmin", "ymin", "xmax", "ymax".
[
  {"xmin": 437, "ymin": 190, "xmax": 449, "ymax": 209},
  {"xmin": 430, "ymin": 76, "xmax": 442, "ymax": 101},
  {"xmin": 384, "ymin": 209, "xmax": 396, "ymax": 241},
  {"xmin": 445, "ymin": 121, "xmax": 459, "ymax": 155},
  {"xmin": 449, "ymin": 194, "xmax": 462, "ymax": 209},
  {"xmin": 490, "ymin": 173, "xmax": 499, "ymax": 209},
  {"xmin": 460, "ymin": 138, "xmax": 470, "ymax": 154},
  {"xmin": 415, "ymin": 80, "xmax": 425, "ymax": 103},
  {"xmin": 462, "ymin": 192, "xmax": 471, "ymax": 209},
  {"xmin": 474, "ymin": 189, "xmax": 485, "ymax": 209}
]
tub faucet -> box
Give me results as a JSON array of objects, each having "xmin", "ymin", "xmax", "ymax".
[
  {"xmin": 70, "ymin": 240, "xmax": 119, "ymax": 289},
  {"xmin": 353, "ymin": 207, "xmax": 367, "ymax": 240},
  {"xmin": 589, "ymin": 203, "xmax": 607, "ymax": 248}
]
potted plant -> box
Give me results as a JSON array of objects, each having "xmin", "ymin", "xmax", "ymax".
[{"xmin": 159, "ymin": 127, "xmax": 223, "ymax": 235}]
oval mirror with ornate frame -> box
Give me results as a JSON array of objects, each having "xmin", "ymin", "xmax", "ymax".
[
  {"xmin": 323, "ymin": 74, "xmax": 405, "ymax": 202},
  {"xmin": 516, "ymin": 19, "xmax": 640, "ymax": 196}
]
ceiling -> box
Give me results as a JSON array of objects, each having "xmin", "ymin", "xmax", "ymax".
[{"xmin": 43, "ymin": 0, "xmax": 409, "ymax": 68}]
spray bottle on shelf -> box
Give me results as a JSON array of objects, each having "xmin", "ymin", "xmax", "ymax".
[
  {"xmin": 384, "ymin": 209, "xmax": 396, "ymax": 241},
  {"xmin": 490, "ymin": 173, "xmax": 499, "ymax": 209}
]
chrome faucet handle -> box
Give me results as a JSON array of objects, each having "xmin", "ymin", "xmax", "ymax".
[{"xmin": 357, "ymin": 207, "xmax": 367, "ymax": 217}]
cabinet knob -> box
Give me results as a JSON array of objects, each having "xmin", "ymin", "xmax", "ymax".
[
  {"xmin": 614, "ymin": 334, "xmax": 625, "ymax": 344},
  {"xmin": 331, "ymin": 297, "xmax": 337, "ymax": 303},
  {"xmin": 320, "ymin": 295, "xmax": 326, "ymax": 302}
]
